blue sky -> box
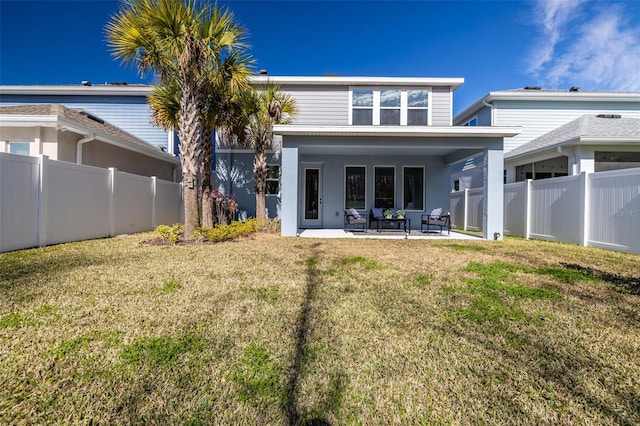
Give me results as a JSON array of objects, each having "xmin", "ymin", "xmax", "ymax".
[{"xmin": 1, "ymin": 0, "xmax": 639, "ymax": 113}]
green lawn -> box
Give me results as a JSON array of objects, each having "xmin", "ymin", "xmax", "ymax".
[{"xmin": 1, "ymin": 233, "xmax": 639, "ymax": 424}]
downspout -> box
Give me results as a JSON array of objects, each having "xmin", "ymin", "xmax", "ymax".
[
  {"xmin": 482, "ymin": 100, "xmax": 495, "ymax": 125},
  {"xmin": 76, "ymin": 133, "xmax": 96, "ymax": 164}
]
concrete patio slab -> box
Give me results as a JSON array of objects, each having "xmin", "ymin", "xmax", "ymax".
[{"xmin": 297, "ymin": 229, "xmax": 482, "ymax": 240}]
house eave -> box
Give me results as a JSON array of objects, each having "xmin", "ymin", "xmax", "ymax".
[
  {"xmin": 273, "ymin": 125, "xmax": 521, "ymax": 138},
  {"xmin": 0, "ymin": 114, "xmax": 179, "ymax": 165}
]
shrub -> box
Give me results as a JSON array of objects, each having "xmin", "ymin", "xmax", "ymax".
[
  {"xmin": 194, "ymin": 219, "xmax": 258, "ymax": 243},
  {"xmin": 154, "ymin": 224, "xmax": 183, "ymax": 244}
]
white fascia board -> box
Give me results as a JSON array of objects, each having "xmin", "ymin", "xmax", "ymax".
[
  {"xmin": 0, "ymin": 114, "xmax": 60, "ymax": 127},
  {"xmin": 273, "ymin": 125, "xmax": 521, "ymax": 138},
  {"xmin": 251, "ymin": 76, "xmax": 465, "ymax": 89},
  {"xmin": 578, "ymin": 136, "xmax": 640, "ymax": 144}
]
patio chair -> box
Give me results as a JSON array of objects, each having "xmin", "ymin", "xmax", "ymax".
[
  {"xmin": 421, "ymin": 208, "xmax": 451, "ymax": 235},
  {"xmin": 344, "ymin": 209, "xmax": 367, "ymax": 232}
]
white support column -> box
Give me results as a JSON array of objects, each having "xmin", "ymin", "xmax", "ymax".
[
  {"xmin": 576, "ymin": 147, "xmax": 595, "ymax": 175},
  {"xmin": 280, "ymin": 144, "xmax": 299, "ymax": 236},
  {"xmin": 483, "ymin": 148, "xmax": 504, "ymax": 240},
  {"xmin": 37, "ymin": 155, "xmax": 49, "ymax": 248}
]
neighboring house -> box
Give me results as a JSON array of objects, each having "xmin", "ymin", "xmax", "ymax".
[
  {"xmin": 505, "ymin": 114, "xmax": 640, "ymax": 180},
  {"xmin": 452, "ymin": 88, "xmax": 640, "ymax": 188},
  {"xmin": 1, "ymin": 77, "xmax": 522, "ymax": 239},
  {"xmin": 0, "ymin": 104, "xmax": 179, "ymax": 181}
]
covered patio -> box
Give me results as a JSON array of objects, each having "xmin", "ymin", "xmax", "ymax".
[{"xmin": 274, "ymin": 125, "xmax": 521, "ymax": 241}]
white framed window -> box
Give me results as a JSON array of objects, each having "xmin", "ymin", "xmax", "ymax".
[
  {"xmin": 374, "ymin": 166, "xmax": 395, "ymax": 209},
  {"xmin": 344, "ymin": 165, "xmax": 366, "ymax": 210},
  {"xmin": 265, "ymin": 165, "xmax": 280, "ymax": 196},
  {"xmin": 351, "ymin": 89, "xmax": 374, "ymax": 125},
  {"xmin": 349, "ymin": 88, "xmax": 431, "ymax": 126},
  {"xmin": 380, "ymin": 89, "xmax": 401, "ymax": 125},
  {"xmin": 9, "ymin": 142, "xmax": 30, "ymax": 156},
  {"xmin": 407, "ymin": 90, "xmax": 429, "ymax": 126},
  {"xmin": 463, "ymin": 116, "xmax": 478, "ymax": 126},
  {"xmin": 402, "ymin": 166, "xmax": 424, "ymax": 211}
]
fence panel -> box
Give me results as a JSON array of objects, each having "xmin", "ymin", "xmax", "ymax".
[
  {"xmin": 466, "ymin": 188, "xmax": 483, "ymax": 231},
  {"xmin": 113, "ymin": 171, "xmax": 154, "ymax": 235},
  {"xmin": 589, "ymin": 169, "xmax": 640, "ymax": 253},
  {"xmin": 529, "ymin": 175, "xmax": 583, "ymax": 244},
  {"xmin": 46, "ymin": 161, "xmax": 111, "ymax": 245},
  {"xmin": 0, "ymin": 153, "xmax": 39, "ymax": 252},
  {"xmin": 503, "ymin": 182, "xmax": 527, "ymax": 236},
  {"xmin": 155, "ymin": 179, "xmax": 182, "ymax": 226},
  {"xmin": 450, "ymin": 191, "xmax": 465, "ymax": 229}
]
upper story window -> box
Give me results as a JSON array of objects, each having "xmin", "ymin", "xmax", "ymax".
[
  {"xmin": 352, "ymin": 89, "xmax": 374, "ymax": 125},
  {"xmin": 380, "ymin": 89, "xmax": 401, "ymax": 125},
  {"xmin": 463, "ymin": 117, "xmax": 478, "ymax": 126},
  {"xmin": 407, "ymin": 90, "xmax": 429, "ymax": 126},
  {"xmin": 350, "ymin": 88, "xmax": 430, "ymax": 126}
]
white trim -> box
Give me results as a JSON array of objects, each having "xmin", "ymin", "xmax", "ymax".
[
  {"xmin": 402, "ymin": 165, "xmax": 425, "ymax": 212},
  {"xmin": 349, "ymin": 87, "xmax": 432, "ymax": 127},
  {"xmin": 374, "ymin": 165, "xmax": 396, "ymax": 208},
  {"xmin": 274, "ymin": 124, "xmax": 521, "ymax": 138},
  {"xmin": 344, "ymin": 165, "xmax": 367, "ymax": 210}
]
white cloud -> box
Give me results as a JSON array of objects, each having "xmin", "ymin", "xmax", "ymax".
[
  {"xmin": 528, "ymin": 1, "xmax": 640, "ymax": 91},
  {"xmin": 528, "ymin": 0, "xmax": 586, "ymax": 73}
]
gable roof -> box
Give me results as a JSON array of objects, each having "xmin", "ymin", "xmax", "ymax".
[
  {"xmin": 0, "ymin": 104, "xmax": 179, "ymax": 164},
  {"xmin": 505, "ymin": 115, "xmax": 640, "ymax": 160}
]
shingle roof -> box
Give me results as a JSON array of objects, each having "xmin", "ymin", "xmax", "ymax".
[
  {"xmin": 505, "ymin": 115, "xmax": 640, "ymax": 159},
  {"xmin": 0, "ymin": 104, "xmax": 175, "ymax": 160}
]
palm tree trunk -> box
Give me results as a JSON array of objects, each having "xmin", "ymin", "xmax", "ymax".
[
  {"xmin": 201, "ymin": 126, "xmax": 214, "ymax": 228},
  {"xmin": 254, "ymin": 142, "xmax": 267, "ymax": 228},
  {"xmin": 178, "ymin": 87, "xmax": 204, "ymax": 238}
]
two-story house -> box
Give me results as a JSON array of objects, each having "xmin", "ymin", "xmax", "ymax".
[
  {"xmin": 0, "ymin": 76, "xmax": 521, "ymax": 240},
  {"xmin": 452, "ymin": 88, "xmax": 640, "ymax": 188}
]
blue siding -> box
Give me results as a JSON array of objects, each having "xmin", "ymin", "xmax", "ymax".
[
  {"xmin": 215, "ymin": 151, "xmax": 280, "ymax": 220},
  {"xmin": 0, "ymin": 94, "xmax": 169, "ymax": 148}
]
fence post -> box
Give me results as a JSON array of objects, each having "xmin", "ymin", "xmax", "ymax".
[
  {"xmin": 524, "ymin": 179, "xmax": 531, "ymax": 239},
  {"xmin": 581, "ymin": 172, "xmax": 590, "ymax": 247},
  {"xmin": 463, "ymin": 188, "xmax": 469, "ymax": 231},
  {"xmin": 151, "ymin": 176, "xmax": 157, "ymax": 229},
  {"xmin": 37, "ymin": 155, "xmax": 49, "ymax": 248},
  {"xmin": 108, "ymin": 168, "xmax": 116, "ymax": 237}
]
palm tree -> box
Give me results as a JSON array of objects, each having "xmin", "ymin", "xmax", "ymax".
[
  {"xmin": 238, "ymin": 83, "xmax": 297, "ymax": 227},
  {"xmin": 148, "ymin": 52, "xmax": 251, "ymax": 229},
  {"xmin": 106, "ymin": 0, "xmax": 247, "ymax": 238}
]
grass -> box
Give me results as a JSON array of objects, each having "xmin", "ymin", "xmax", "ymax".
[{"xmin": 1, "ymin": 233, "xmax": 639, "ymax": 424}]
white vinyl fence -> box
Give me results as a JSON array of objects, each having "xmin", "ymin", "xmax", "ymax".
[
  {"xmin": 1, "ymin": 153, "xmax": 182, "ymax": 253},
  {"xmin": 451, "ymin": 168, "xmax": 640, "ymax": 254}
]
